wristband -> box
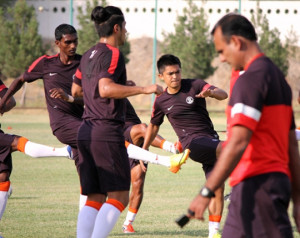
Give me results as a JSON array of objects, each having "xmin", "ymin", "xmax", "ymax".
[
  {"xmin": 199, "ymin": 186, "xmax": 215, "ymax": 198},
  {"xmin": 67, "ymin": 95, "xmax": 74, "ymax": 103}
]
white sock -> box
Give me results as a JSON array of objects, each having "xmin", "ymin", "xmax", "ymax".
[
  {"xmin": 91, "ymin": 203, "xmax": 122, "ymax": 238},
  {"xmin": 208, "ymin": 221, "xmax": 220, "ymax": 238},
  {"xmin": 24, "ymin": 141, "xmax": 70, "ymax": 158},
  {"xmin": 126, "ymin": 143, "xmax": 170, "ymax": 167},
  {"xmin": 77, "ymin": 205, "xmax": 99, "ymax": 238},
  {"xmin": 123, "ymin": 209, "xmax": 137, "ymax": 226},
  {"xmin": 296, "ymin": 129, "xmax": 300, "ymax": 141},
  {"xmin": 79, "ymin": 194, "xmax": 87, "ymax": 211},
  {"xmin": 0, "ymin": 181, "xmax": 10, "ymax": 220},
  {"xmin": 162, "ymin": 140, "xmax": 177, "ymax": 154}
]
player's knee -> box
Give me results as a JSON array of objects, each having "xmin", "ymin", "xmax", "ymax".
[{"xmin": 0, "ymin": 171, "xmax": 10, "ymax": 182}]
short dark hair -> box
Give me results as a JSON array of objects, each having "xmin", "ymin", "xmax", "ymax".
[
  {"xmin": 211, "ymin": 13, "xmax": 257, "ymax": 42},
  {"xmin": 55, "ymin": 24, "xmax": 77, "ymax": 41},
  {"xmin": 157, "ymin": 54, "xmax": 181, "ymax": 74},
  {"xmin": 91, "ymin": 6, "xmax": 124, "ymax": 38}
]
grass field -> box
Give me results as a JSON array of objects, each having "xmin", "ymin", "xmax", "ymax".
[{"xmin": 0, "ymin": 109, "xmax": 299, "ymax": 238}]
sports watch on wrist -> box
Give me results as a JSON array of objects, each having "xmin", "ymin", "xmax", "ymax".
[{"xmin": 199, "ymin": 186, "xmax": 215, "ymax": 198}]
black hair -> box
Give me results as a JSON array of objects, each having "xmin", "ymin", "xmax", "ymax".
[
  {"xmin": 157, "ymin": 54, "xmax": 181, "ymax": 74},
  {"xmin": 55, "ymin": 24, "xmax": 77, "ymax": 41},
  {"xmin": 211, "ymin": 13, "xmax": 257, "ymax": 42},
  {"xmin": 91, "ymin": 6, "xmax": 124, "ymax": 38}
]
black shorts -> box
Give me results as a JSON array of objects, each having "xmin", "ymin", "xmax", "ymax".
[
  {"xmin": 0, "ymin": 130, "xmax": 16, "ymax": 173},
  {"xmin": 123, "ymin": 124, "xmax": 147, "ymax": 170},
  {"xmin": 53, "ymin": 118, "xmax": 82, "ymax": 170},
  {"xmin": 187, "ymin": 136, "xmax": 219, "ymax": 175},
  {"xmin": 223, "ymin": 172, "xmax": 293, "ymax": 238},
  {"xmin": 78, "ymin": 140, "xmax": 131, "ymax": 195}
]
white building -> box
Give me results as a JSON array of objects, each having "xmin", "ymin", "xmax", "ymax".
[{"xmin": 27, "ymin": 0, "xmax": 300, "ymax": 44}]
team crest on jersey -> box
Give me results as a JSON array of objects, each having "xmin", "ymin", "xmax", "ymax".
[
  {"xmin": 186, "ymin": 96, "xmax": 194, "ymax": 104},
  {"xmin": 89, "ymin": 50, "xmax": 97, "ymax": 59}
]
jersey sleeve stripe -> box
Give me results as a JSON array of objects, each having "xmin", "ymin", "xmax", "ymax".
[
  {"xmin": 0, "ymin": 84, "xmax": 7, "ymax": 92},
  {"xmin": 106, "ymin": 44, "xmax": 120, "ymax": 74},
  {"xmin": 75, "ymin": 68, "xmax": 82, "ymax": 80},
  {"xmin": 231, "ymin": 103, "xmax": 261, "ymax": 122},
  {"xmin": 28, "ymin": 55, "xmax": 47, "ymax": 72}
]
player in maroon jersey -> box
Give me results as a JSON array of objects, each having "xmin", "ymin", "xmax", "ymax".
[
  {"xmin": 188, "ymin": 13, "xmax": 300, "ymax": 237},
  {"xmin": 142, "ymin": 54, "xmax": 228, "ymax": 238},
  {"xmin": 0, "ymin": 79, "xmax": 75, "ymax": 220},
  {"xmin": 73, "ymin": 6, "xmax": 164, "ymax": 237},
  {"xmin": 0, "ymin": 24, "xmax": 87, "ymax": 208}
]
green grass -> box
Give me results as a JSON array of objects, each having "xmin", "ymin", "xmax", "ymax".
[{"xmin": 0, "ymin": 109, "xmax": 299, "ymax": 237}]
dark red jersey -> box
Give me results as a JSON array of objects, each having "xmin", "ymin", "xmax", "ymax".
[
  {"xmin": 0, "ymin": 79, "xmax": 7, "ymax": 98},
  {"xmin": 124, "ymin": 99, "xmax": 141, "ymax": 129},
  {"xmin": 75, "ymin": 43, "xmax": 127, "ymax": 141},
  {"xmin": 22, "ymin": 54, "xmax": 83, "ymax": 132},
  {"xmin": 226, "ymin": 55, "xmax": 295, "ymax": 186},
  {"xmin": 151, "ymin": 79, "xmax": 218, "ymax": 149}
]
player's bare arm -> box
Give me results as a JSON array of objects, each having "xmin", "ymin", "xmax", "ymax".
[
  {"xmin": 0, "ymin": 76, "xmax": 25, "ymax": 114},
  {"xmin": 288, "ymin": 129, "xmax": 300, "ymax": 232},
  {"xmin": 0, "ymin": 93, "xmax": 16, "ymax": 114},
  {"xmin": 196, "ymin": 87, "xmax": 228, "ymax": 100},
  {"xmin": 99, "ymin": 77, "xmax": 163, "ymax": 99},
  {"xmin": 71, "ymin": 82, "xmax": 83, "ymax": 98},
  {"xmin": 188, "ymin": 125, "xmax": 251, "ymax": 220},
  {"xmin": 50, "ymin": 87, "xmax": 83, "ymax": 105}
]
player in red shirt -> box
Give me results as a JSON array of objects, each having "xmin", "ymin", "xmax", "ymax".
[{"xmin": 188, "ymin": 13, "xmax": 300, "ymax": 237}]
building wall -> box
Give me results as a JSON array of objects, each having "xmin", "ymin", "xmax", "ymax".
[{"xmin": 28, "ymin": 0, "xmax": 300, "ymax": 44}]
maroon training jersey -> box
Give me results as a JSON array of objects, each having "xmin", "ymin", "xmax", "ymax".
[
  {"xmin": 0, "ymin": 79, "xmax": 7, "ymax": 98},
  {"xmin": 22, "ymin": 54, "xmax": 84, "ymax": 132},
  {"xmin": 226, "ymin": 55, "xmax": 295, "ymax": 186},
  {"xmin": 124, "ymin": 99, "xmax": 141, "ymax": 129},
  {"xmin": 74, "ymin": 43, "xmax": 127, "ymax": 141},
  {"xmin": 151, "ymin": 79, "xmax": 218, "ymax": 149}
]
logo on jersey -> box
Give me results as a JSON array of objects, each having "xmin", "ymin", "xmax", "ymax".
[
  {"xmin": 89, "ymin": 50, "xmax": 97, "ymax": 59},
  {"xmin": 72, "ymin": 74, "xmax": 76, "ymax": 80},
  {"xmin": 186, "ymin": 96, "xmax": 194, "ymax": 104},
  {"xmin": 167, "ymin": 105, "xmax": 174, "ymax": 111},
  {"xmin": 49, "ymin": 73, "xmax": 57, "ymax": 76}
]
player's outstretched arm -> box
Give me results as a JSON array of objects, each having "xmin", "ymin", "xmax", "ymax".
[
  {"xmin": 49, "ymin": 87, "xmax": 83, "ymax": 105},
  {"xmin": 0, "ymin": 76, "xmax": 24, "ymax": 114},
  {"xmin": 288, "ymin": 130, "xmax": 300, "ymax": 232},
  {"xmin": 196, "ymin": 87, "xmax": 228, "ymax": 100}
]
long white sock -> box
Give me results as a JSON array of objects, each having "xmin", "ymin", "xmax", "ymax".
[
  {"xmin": 161, "ymin": 140, "xmax": 177, "ymax": 154},
  {"xmin": 208, "ymin": 221, "xmax": 220, "ymax": 238},
  {"xmin": 296, "ymin": 129, "xmax": 300, "ymax": 140},
  {"xmin": 126, "ymin": 142, "xmax": 170, "ymax": 167},
  {"xmin": 77, "ymin": 201, "xmax": 101, "ymax": 238},
  {"xmin": 79, "ymin": 194, "xmax": 87, "ymax": 211},
  {"xmin": 123, "ymin": 208, "xmax": 137, "ymax": 226},
  {"xmin": 24, "ymin": 141, "xmax": 70, "ymax": 158},
  {"xmin": 0, "ymin": 181, "xmax": 10, "ymax": 220},
  {"xmin": 91, "ymin": 200, "xmax": 124, "ymax": 238}
]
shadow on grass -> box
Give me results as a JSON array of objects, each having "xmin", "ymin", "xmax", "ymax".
[{"xmin": 110, "ymin": 228, "xmax": 207, "ymax": 237}]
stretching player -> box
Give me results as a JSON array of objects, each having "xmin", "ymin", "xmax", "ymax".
[
  {"xmin": 0, "ymin": 79, "xmax": 73, "ymax": 220},
  {"xmin": 143, "ymin": 54, "xmax": 228, "ymax": 238}
]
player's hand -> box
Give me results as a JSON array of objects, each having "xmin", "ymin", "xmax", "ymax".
[
  {"xmin": 143, "ymin": 84, "xmax": 163, "ymax": 95},
  {"xmin": 49, "ymin": 88, "xmax": 68, "ymax": 101},
  {"xmin": 139, "ymin": 160, "xmax": 147, "ymax": 173},
  {"xmin": 188, "ymin": 194, "xmax": 211, "ymax": 220},
  {"xmin": 195, "ymin": 89, "xmax": 213, "ymax": 98}
]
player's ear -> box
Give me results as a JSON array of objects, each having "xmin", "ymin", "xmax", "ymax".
[{"xmin": 230, "ymin": 35, "xmax": 243, "ymax": 50}]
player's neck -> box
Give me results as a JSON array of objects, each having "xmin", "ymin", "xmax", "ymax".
[
  {"xmin": 99, "ymin": 36, "xmax": 119, "ymax": 48},
  {"xmin": 59, "ymin": 53, "xmax": 75, "ymax": 65}
]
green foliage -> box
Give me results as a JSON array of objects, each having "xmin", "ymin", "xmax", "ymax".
[
  {"xmin": 161, "ymin": 0, "xmax": 216, "ymax": 79},
  {"xmin": 251, "ymin": 2, "xmax": 290, "ymax": 76},
  {"xmin": 0, "ymin": 0, "xmax": 44, "ymax": 79},
  {"xmin": 76, "ymin": 0, "xmax": 130, "ymax": 63}
]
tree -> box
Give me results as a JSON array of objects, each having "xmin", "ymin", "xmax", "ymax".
[
  {"xmin": 0, "ymin": 0, "xmax": 44, "ymax": 79},
  {"xmin": 161, "ymin": 0, "xmax": 216, "ymax": 79},
  {"xmin": 76, "ymin": 0, "xmax": 130, "ymax": 63},
  {"xmin": 251, "ymin": 2, "xmax": 291, "ymax": 76}
]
